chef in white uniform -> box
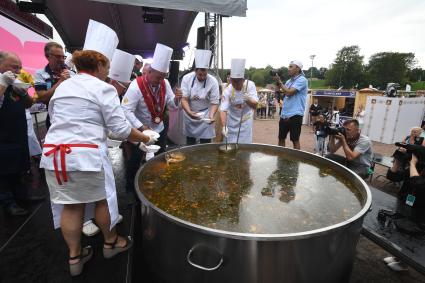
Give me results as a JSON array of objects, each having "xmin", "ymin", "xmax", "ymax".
[
  {"xmin": 108, "ymin": 49, "xmax": 134, "ymax": 101},
  {"xmin": 39, "ymin": 20, "xmax": 156, "ymax": 277},
  {"xmin": 121, "ymin": 43, "xmax": 182, "ymax": 153},
  {"xmin": 220, "ymin": 59, "xmax": 258, "ymax": 143},
  {"xmin": 181, "ymin": 49, "xmax": 220, "ymax": 145}
]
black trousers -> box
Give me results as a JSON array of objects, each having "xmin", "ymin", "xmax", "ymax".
[{"xmin": 0, "ymin": 173, "xmax": 26, "ymax": 207}]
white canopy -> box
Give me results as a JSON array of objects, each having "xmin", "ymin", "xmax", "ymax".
[{"xmin": 91, "ymin": 0, "xmax": 247, "ymax": 17}]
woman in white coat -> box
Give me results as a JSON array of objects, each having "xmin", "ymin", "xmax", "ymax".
[
  {"xmin": 40, "ymin": 50, "xmax": 155, "ymax": 276},
  {"xmin": 220, "ymin": 59, "xmax": 258, "ymax": 143}
]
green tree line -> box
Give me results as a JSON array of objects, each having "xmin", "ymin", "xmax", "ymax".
[{"xmin": 217, "ymin": 45, "xmax": 423, "ymax": 90}]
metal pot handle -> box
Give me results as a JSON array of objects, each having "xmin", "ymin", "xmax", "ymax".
[{"xmin": 186, "ymin": 245, "xmax": 223, "ymax": 271}]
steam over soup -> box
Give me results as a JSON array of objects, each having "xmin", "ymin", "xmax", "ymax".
[{"xmin": 138, "ymin": 148, "xmax": 363, "ymax": 234}]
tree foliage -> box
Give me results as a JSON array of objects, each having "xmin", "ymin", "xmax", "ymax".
[
  {"xmin": 325, "ymin": 45, "xmax": 365, "ymax": 89},
  {"xmin": 365, "ymin": 52, "xmax": 416, "ymax": 89}
]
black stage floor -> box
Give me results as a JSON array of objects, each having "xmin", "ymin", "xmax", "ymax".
[{"xmin": 0, "ymin": 147, "xmax": 155, "ymax": 283}]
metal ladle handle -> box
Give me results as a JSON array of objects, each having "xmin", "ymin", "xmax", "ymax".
[{"xmin": 186, "ymin": 246, "xmax": 223, "ymax": 271}]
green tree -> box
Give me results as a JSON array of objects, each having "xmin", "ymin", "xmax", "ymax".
[
  {"xmin": 407, "ymin": 67, "xmax": 424, "ymax": 83},
  {"xmin": 325, "ymin": 45, "xmax": 365, "ymax": 89},
  {"xmin": 366, "ymin": 52, "xmax": 416, "ymax": 89},
  {"xmin": 305, "ymin": 67, "xmax": 320, "ymax": 79}
]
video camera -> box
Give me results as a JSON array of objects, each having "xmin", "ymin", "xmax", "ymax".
[
  {"xmin": 395, "ymin": 142, "xmax": 425, "ymax": 169},
  {"xmin": 324, "ymin": 126, "xmax": 346, "ymax": 137}
]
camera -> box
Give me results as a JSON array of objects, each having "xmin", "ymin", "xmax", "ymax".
[
  {"xmin": 324, "ymin": 126, "xmax": 346, "ymax": 137},
  {"xmin": 269, "ymin": 69, "xmax": 278, "ymax": 77},
  {"xmin": 394, "ymin": 143, "xmax": 425, "ymax": 168}
]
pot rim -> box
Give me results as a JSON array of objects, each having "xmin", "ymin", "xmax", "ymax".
[{"xmin": 135, "ymin": 143, "xmax": 372, "ymax": 241}]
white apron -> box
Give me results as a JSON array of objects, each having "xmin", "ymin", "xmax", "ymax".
[
  {"xmin": 183, "ymin": 76, "xmax": 216, "ymax": 139},
  {"xmin": 26, "ymin": 110, "xmax": 42, "ymax": 156},
  {"xmin": 226, "ymin": 84, "xmax": 254, "ymax": 143},
  {"xmin": 50, "ymin": 144, "xmax": 119, "ymax": 230}
]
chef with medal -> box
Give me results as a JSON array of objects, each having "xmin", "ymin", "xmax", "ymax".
[
  {"xmin": 121, "ymin": 43, "xmax": 181, "ymax": 153},
  {"xmin": 181, "ymin": 49, "xmax": 220, "ymax": 145}
]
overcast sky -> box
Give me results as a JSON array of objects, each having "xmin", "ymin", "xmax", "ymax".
[{"xmin": 183, "ymin": 0, "xmax": 425, "ymax": 70}]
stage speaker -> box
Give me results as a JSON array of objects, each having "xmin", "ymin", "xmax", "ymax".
[{"xmin": 168, "ymin": 61, "xmax": 180, "ymax": 88}]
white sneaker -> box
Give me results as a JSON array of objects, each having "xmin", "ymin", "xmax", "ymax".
[
  {"xmin": 387, "ymin": 261, "xmax": 408, "ymax": 272},
  {"xmin": 82, "ymin": 220, "xmax": 100, "ymax": 237},
  {"xmin": 383, "ymin": 256, "xmax": 398, "ymax": 264}
]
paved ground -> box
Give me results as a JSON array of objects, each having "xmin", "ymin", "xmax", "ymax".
[{"xmin": 252, "ymin": 117, "xmax": 425, "ymax": 283}]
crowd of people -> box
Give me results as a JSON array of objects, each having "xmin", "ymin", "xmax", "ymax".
[
  {"xmin": 0, "ymin": 19, "xmax": 261, "ymax": 277},
  {"xmin": 2, "ymin": 18, "xmax": 425, "ymax": 277}
]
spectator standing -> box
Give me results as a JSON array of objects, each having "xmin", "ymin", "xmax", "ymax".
[
  {"xmin": 331, "ymin": 106, "xmax": 340, "ymax": 126},
  {"xmin": 0, "ymin": 52, "xmax": 34, "ymax": 216},
  {"xmin": 275, "ymin": 60, "xmax": 308, "ymax": 149},
  {"xmin": 309, "ymin": 98, "xmax": 322, "ymax": 127},
  {"xmin": 313, "ymin": 114, "xmax": 328, "ymax": 155},
  {"xmin": 34, "ymin": 42, "xmax": 71, "ymax": 129}
]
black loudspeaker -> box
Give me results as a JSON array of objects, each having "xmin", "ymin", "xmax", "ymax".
[
  {"xmin": 168, "ymin": 61, "xmax": 180, "ymax": 88},
  {"xmin": 197, "ymin": 27, "xmax": 215, "ymax": 50}
]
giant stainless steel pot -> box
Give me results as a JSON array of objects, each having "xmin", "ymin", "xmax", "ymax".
[{"xmin": 135, "ymin": 144, "xmax": 372, "ymax": 283}]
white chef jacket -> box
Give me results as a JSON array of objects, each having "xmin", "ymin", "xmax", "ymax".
[
  {"xmin": 121, "ymin": 78, "xmax": 177, "ymax": 133},
  {"xmin": 40, "ymin": 73, "xmax": 131, "ymax": 171},
  {"xmin": 220, "ymin": 80, "xmax": 258, "ymax": 143},
  {"xmin": 181, "ymin": 72, "xmax": 220, "ymax": 139},
  {"xmin": 40, "ymin": 73, "xmax": 131, "ymax": 230}
]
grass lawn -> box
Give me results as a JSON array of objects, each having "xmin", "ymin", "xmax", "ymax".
[
  {"xmin": 412, "ymin": 81, "xmax": 425, "ymax": 90},
  {"xmin": 309, "ymin": 79, "xmax": 328, "ymax": 89}
]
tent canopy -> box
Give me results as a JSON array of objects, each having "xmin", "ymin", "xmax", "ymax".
[
  {"xmin": 37, "ymin": 0, "xmax": 199, "ymax": 58},
  {"xmin": 91, "ymin": 0, "xmax": 247, "ymax": 17}
]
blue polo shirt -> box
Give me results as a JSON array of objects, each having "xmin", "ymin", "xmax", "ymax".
[{"xmin": 280, "ymin": 75, "xmax": 308, "ymax": 119}]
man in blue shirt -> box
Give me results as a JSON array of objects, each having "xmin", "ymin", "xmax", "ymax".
[{"xmin": 275, "ymin": 60, "xmax": 308, "ymax": 149}]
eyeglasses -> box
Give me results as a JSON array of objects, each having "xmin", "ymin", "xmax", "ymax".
[{"xmin": 49, "ymin": 54, "xmax": 67, "ymax": 60}]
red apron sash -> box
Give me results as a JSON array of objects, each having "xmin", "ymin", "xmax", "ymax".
[
  {"xmin": 43, "ymin": 144, "xmax": 99, "ymax": 185},
  {"xmin": 136, "ymin": 75, "xmax": 166, "ymax": 124}
]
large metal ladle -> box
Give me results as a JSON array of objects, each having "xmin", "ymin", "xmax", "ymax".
[{"xmin": 219, "ymin": 107, "xmax": 244, "ymax": 153}]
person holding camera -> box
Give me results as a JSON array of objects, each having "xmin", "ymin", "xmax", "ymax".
[
  {"xmin": 326, "ymin": 119, "xmax": 373, "ymax": 179},
  {"xmin": 34, "ymin": 42, "xmax": 72, "ymax": 129},
  {"xmin": 275, "ymin": 60, "xmax": 308, "ymax": 149}
]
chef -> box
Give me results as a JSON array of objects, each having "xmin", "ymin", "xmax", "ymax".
[
  {"xmin": 181, "ymin": 49, "xmax": 220, "ymax": 145},
  {"xmin": 39, "ymin": 20, "xmax": 156, "ymax": 277},
  {"xmin": 220, "ymin": 59, "xmax": 258, "ymax": 143},
  {"xmin": 82, "ymin": 48, "xmax": 135, "ymax": 238},
  {"xmin": 121, "ymin": 43, "xmax": 182, "ymax": 153},
  {"xmin": 108, "ymin": 49, "xmax": 134, "ymax": 101}
]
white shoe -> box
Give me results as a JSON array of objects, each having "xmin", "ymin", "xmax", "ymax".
[
  {"xmin": 117, "ymin": 214, "xmax": 124, "ymax": 224},
  {"xmin": 82, "ymin": 220, "xmax": 100, "ymax": 237},
  {"xmin": 387, "ymin": 261, "xmax": 408, "ymax": 272},
  {"xmin": 383, "ymin": 256, "xmax": 398, "ymax": 264}
]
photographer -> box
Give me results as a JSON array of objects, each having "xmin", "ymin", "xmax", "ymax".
[
  {"xmin": 387, "ymin": 151, "xmax": 425, "ymax": 219},
  {"xmin": 34, "ymin": 42, "xmax": 71, "ymax": 129},
  {"xmin": 326, "ymin": 119, "xmax": 373, "ymax": 179}
]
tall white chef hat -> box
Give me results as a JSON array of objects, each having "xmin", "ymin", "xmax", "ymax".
[
  {"xmin": 194, "ymin": 49, "xmax": 212, "ymax": 69},
  {"xmin": 109, "ymin": 49, "xmax": 135, "ymax": 83},
  {"xmin": 151, "ymin": 43, "xmax": 173, "ymax": 73},
  {"xmin": 83, "ymin": 19, "xmax": 119, "ymax": 61},
  {"xmin": 230, "ymin": 58, "xmax": 246, "ymax": 79}
]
